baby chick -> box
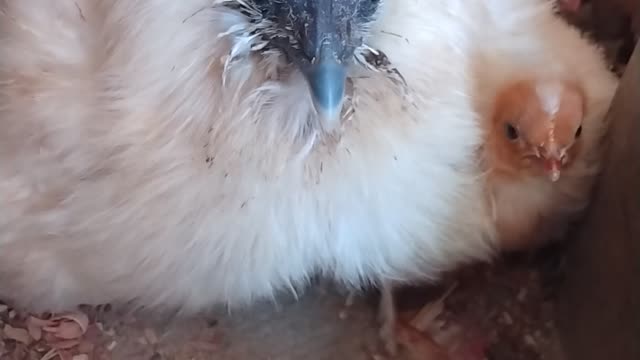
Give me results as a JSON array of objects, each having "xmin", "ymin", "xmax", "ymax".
[
  {"xmin": 483, "ymin": 78, "xmax": 598, "ymax": 251},
  {"xmin": 378, "ymin": 78, "xmax": 613, "ymax": 357},
  {"xmin": 376, "ymin": 0, "xmax": 619, "ymax": 351},
  {"xmin": 469, "ymin": 0, "xmax": 620, "ymax": 253}
]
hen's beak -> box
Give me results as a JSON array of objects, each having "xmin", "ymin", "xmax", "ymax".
[
  {"xmin": 298, "ymin": 0, "xmax": 352, "ymax": 129},
  {"xmin": 307, "ymin": 43, "xmax": 347, "ymax": 125}
]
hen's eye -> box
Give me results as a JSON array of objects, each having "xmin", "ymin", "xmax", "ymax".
[
  {"xmin": 575, "ymin": 125, "xmax": 582, "ymax": 138},
  {"xmin": 505, "ymin": 123, "xmax": 519, "ymax": 140}
]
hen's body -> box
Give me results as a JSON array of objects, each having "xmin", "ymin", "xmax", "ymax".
[{"xmin": 0, "ymin": 0, "xmax": 493, "ymax": 312}]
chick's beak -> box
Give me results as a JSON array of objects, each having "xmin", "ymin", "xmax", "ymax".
[
  {"xmin": 538, "ymin": 141, "xmax": 566, "ymax": 182},
  {"xmin": 543, "ymin": 156, "xmax": 562, "ymax": 182},
  {"xmin": 543, "ymin": 149, "xmax": 568, "ymax": 183}
]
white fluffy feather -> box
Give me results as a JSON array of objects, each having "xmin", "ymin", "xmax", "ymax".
[{"xmin": 0, "ymin": 0, "xmax": 615, "ymax": 314}]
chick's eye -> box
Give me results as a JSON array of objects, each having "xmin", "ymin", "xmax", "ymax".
[
  {"xmin": 575, "ymin": 125, "xmax": 582, "ymax": 138},
  {"xmin": 505, "ymin": 123, "xmax": 519, "ymax": 140}
]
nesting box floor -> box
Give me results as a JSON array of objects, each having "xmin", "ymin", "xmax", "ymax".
[
  {"xmin": 107, "ymin": 287, "xmax": 382, "ymax": 360},
  {"xmin": 0, "ymin": 252, "xmax": 563, "ymax": 360},
  {"xmin": 0, "ymin": 285, "xmax": 383, "ymax": 360}
]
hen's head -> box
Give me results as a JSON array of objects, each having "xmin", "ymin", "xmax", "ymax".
[
  {"xmin": 488, "ymin": 79, "xmax": 586, "ymax": 182},
  {"xmin": 214, "ymin": 0, "xmax": 397, "ymax": 131}
]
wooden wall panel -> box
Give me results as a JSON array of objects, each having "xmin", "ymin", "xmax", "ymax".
[{"xmin": 555, "ymin": 40, "xmax": 640, "ymax": 360}]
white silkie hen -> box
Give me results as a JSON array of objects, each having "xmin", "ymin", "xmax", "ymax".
[{"xmin": 0, "ymin": 0, "xmax": 495, "ymax": 313}]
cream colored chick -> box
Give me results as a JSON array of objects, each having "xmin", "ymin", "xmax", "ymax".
[
  {"xmin": 0, "ymin": 0, "xmax": 495, "ymax": 313},
  {"xmin": 483, "ymin": 78, "xmax": 598, "ymax": 251},
  {"xmin": 472, "ymin": 0, "xmax": 620, "ymax": 252},
  {"xmin": 376, "ymin": 0, "xmax": 619, "ymax": 355}
]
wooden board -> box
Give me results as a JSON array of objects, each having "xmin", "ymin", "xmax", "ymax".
[{"xmin": 554, "ymin": 40, "xmax": 640, "ymax": 360}]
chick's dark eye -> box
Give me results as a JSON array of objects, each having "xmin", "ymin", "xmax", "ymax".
[
  {"xmin": 505, "ymin": 123, "xmax": 519, "ymax": 140},
  {"xmin": 575, "ymin": 125, "xmax": 582, "ymax": 138}
]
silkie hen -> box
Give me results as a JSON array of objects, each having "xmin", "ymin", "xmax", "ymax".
[{"xmin": 0, "ymin": 0, "xmax": 495, "ymax": 312}]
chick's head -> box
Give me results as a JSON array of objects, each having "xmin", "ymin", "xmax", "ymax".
[{"xmin": 489, "ymin": 79, "xmax": 586, "ymax": 182}]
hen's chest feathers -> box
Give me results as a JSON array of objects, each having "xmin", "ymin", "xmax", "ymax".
[{"xmin": 0, "ymin": 0, "xmax": 497, "ymax": 312}]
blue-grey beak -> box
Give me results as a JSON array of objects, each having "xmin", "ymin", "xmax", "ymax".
[
  {"xmin": 307, "ymin": 43, "xmax": 347, "ymax": 123},
  {"xmin": 296, "ymin": 0, "xmax": 355, "ymax": 126},
  {"xmin": 250, "ymin": 0, "xmax": 376, "ymax": 127}
]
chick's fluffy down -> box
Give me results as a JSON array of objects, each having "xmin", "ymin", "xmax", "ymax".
[
  {"xmin": 0, "ymin": 0, "xmax": 616, "ymax": 313},
  {"xmin": 468, "ymin": 0, "xmax": 619, "ymax": 250}
]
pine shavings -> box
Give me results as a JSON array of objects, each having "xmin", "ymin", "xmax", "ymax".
[
  {"xmin": 3, "ymin": 324, "xmax": 32, "ymax": 344},
  {"xmin": 395, "ymin": 322, "xmax": 451, "ymax": 360},
  {"xmin": 410, "ymin": 282, "xmax": 458, "ymax": 333},
  {"xmin": 144, "ymin": 328, "xmax": 159, "ymax": 345},
  {"xmin": 27, "ymin": 316, "xmax": 47, "ymax": 341},
  {"xmin": 0, "ymin": 305, "xmax": 119, "ymax": 360},
  {"xmin": 44, "ymin": 313, "xmax": 90, "ymax": 340}
]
